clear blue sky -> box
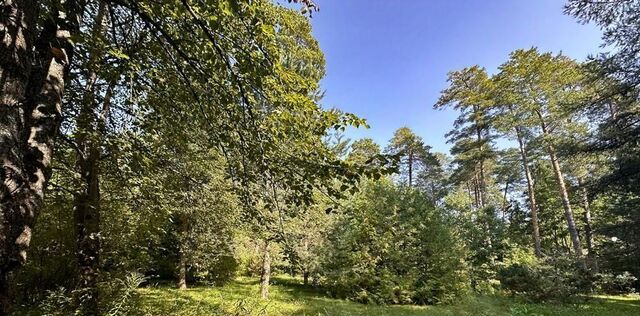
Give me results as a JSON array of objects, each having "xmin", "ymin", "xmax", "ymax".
[{"xmin": 308, "ymin": 0, "xmax": 604, "ymax": 153}]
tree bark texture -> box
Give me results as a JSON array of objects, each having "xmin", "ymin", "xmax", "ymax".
[
  {"xmin": 1, "ymin": 0, "xmax": 81, "ymax": 312},
  {"xmin": 177, "ymin": 251, "xmax": 187, "ymax": 290},
  {"xmin": 536, "ymin": 111, "xmax": 583, "ymax": 262},
  {"xmin": 515, "ymin": 126, "xmax": 543, "ymax": 258},
  {"xmin": 260, "ymin": 240, "xmax": 271, "ymax": 299}
]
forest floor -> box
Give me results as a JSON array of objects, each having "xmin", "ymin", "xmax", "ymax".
[{"xmin": 136, "ymin": 276, "xmax": 640, "ymax": 316}]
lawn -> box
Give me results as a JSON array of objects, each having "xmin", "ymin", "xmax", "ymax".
[{"xmin": 135, "ymin": 276, "xmax": 640, "ymax": 316}]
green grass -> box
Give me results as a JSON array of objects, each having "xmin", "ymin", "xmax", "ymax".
[{"xmin": 136, "ymin": 276, "xmax": 640, "ymax": 316}]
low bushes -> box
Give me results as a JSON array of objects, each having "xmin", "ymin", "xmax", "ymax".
[
  {"xmin": 498, "ymin": 255, "xmax": 637, "ymax": 302},
  {"xmin": 593, "ymin": 272, "xmax": 637, "ymax": 295},
  {"xmin": 498, "ymin": 256, "xmax": 591, "ymax": 302}
]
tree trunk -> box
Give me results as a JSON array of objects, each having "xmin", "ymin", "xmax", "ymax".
[
  {"xmin": 177, "ymin": 212, "xmax": 189, "ymax": 290},
  {"xmin": 474, "ymin": 109, "xmax": 487, "ymax": 208},
  {"xmin": 177, "ymin": 250, "xmax": 187, "ymax": 290},
  {"xmin": 73, "ymin": 84, "xmax": 109, "ymax": 313},
  {"xmin": 478, "ymin": 162, "xmax": 486, "ymax": 208},
  {"xmin": 303, "ymin": 238, "xmax": 309, "ymax": 285},
  {"xmin": 552, "ymin": 226, "xmax": 561, "ymax": 251},
  {"xmin": 549, "ymin": 146, "xmax": 582, "ymax": 258},
  {"xmin": 0, "ymin": 2, "xmax": 37, "ymax": 311},
  {"xmin": 473, "ymin": 173, "xmax": 483, "ymax": 209},
  {"xmin": 0, "ymin": 273, "xmax": 9, "ymax": 315},
  {"xmin": 303, "ymin": 271, "xmax": 309, "ymax": 286},
  {"xmin": 501, "ymin": 181, "xmax": 510, "ymax": 220},
  {"xmin": 549, "ymin": 146, "xmax": 583, "ymax": 259},
  {"xmin": 1, "ymin": 0, "xmax": 80, "ymax": 311},
  {"xmin": 408, "ymin": 150, "xmax": 413, "ymax": 187},
  {"xmin": 465, "ymin": 182, "xmax": 474, "ymax": 208},
  {"xmin": 578, "ymin": 178, "xmax": 598, "ymax": 272},
  {"xmin": 72, "ymin": 6, "xmax": 108, "ymax": 312},
  {"xmin": 260, "ymin": 240, "xmax": 271, "ymax": 299},
  {"xmin": 536, "ymin": 111, "xmax": 583, "ymax": 262},
  {"xmin": 514, "ymin": 126, "xmax": 543, "ymax": 258},
  {"xmin": 73, "ymin": 144, "xmax": 101, "ymax": 313}
]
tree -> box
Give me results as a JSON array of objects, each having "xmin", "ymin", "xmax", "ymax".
[
  {"xmin": 321, "ymin": 179, "xmax": 469, "ymax": 305},
  {"xmin": 566, "ymin": 0, "xmax": 640, "ymax": 279},
  {"xmin": 282, "ymin": 198, "xmax": 331, "ymax": 285},
  {"xmin": 493, "ymin": 67, "xmax": 545, "ymax": 257},
  {"xmin": 435, "ymin": 66, "xmax": 502, "ymax": 274},
  {"xmin": 0, "ymin": 0, "xmax": 321, "ymax": 302},
  {"xmin": 415, "ymin": 152, "xmax": 449, "ymax": 205},
  {"xmin": 385, "ymin": 127, "xmax": 434, "ymax": 188},
  {"xmin": 565, "ymin": 0, "xmax": 640, "ymax": 87},
  {"xmin": 1, "ymin": 1, "xmax": 82, "ymax": 307},
  {"xmin": 61, "ymin": 2, "xmax": 142, "ymax": 309},
  {"xmin": 435, "ymin": 66, "xmax": 497, "ymax": 209},
  {"xmin": 347, "ymin": 138, "xmax": 381, "ymax": 165},
  {"xmin": 495, "ymin": 48, "xmax": 587, "ymax": 262},
  {"xmin": 2, "ymin": 0, "xmax": 374, "ymax": 312}
]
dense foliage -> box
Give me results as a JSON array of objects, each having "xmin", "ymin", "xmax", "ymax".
[
  {"xmin": 321, "ymin": 179, "xmax": 468, "ymax": 305},
  {"xmin": 1, "ymin": 0, "xmax": 640, "ymax": 315}
]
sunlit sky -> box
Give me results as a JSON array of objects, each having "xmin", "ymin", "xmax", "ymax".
[{"xmin": 307, "ymin": 0, "xmax": 604, "ymax": 153}]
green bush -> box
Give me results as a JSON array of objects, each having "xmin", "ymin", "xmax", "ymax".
[
  {"xmin": 497, "ymin": 256, "xmax": 590, "ymax": 302},
  {"xmin": 321, "ymin": 180, "xmax": 469, "ymax": 305},
  {"xmin": 30, "ymin": 287, "xmax": 76, "ymax": 316},
  {"xmin": 593, "ymin": 272, "xmax": 637, "ymax": 294},
  {"xmin": 190, "ymin": 255, "xmax": 239, "ymax": 285}
]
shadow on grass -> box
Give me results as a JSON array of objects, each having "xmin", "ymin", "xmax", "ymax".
[{"xmin": 137, "ymin": 288, "xmax": 223, "ymax": 315}]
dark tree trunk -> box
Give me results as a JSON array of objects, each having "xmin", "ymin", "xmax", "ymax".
[
  {"xmin": 72, "ymin": 150, "xmax": 101, "ymax": 313},
  {"xmin": 73, "ymin": 123, "xmax": 103, "ymax": 313},
  {"xmin": 473, "ymin": 174, "xmax": 483, "ymax": 209},
  {"xmin": 1, "ymin": 0, "xmax": 81, "ymax": 312},
  {"xmin": 72, "ymin": 5, "xmax": 108, "ymax": 312},
  {"xmin": 177, "ymin": 212, "xmax": 189, "ymax": 290},
  {"xmin": 302, "ymin": 238, "xmax": 309, "ymax": 285},
  {"xmin": 478, "ymin": 162, "xmax": 486, "ymax": 208},
  {"xmin": 0, "ymin": 1, "xmax": 37, "ymax": 311},
  {"xmin": 501, "ymin": 181, "xmax": 510, "ymax": 220},
  {"xmin": 408, "ymin": 150, "xmax": 413, "ymax": 187},
  {"xmin": 303, "ymin": 271, "xmax": 309, "ymax": 286},
  {"xmin": 552, "ymin": 225, "xmax": 561, "ymax": 251},
  {"xmin": 260, "ymin": 240, "xmax": 271, "ymax": 299},
  {"xmin": 515, "ymin": 126, "xmax": 543, "ymax": 257},
  {"xmin": 0, "ymin": 274, "xmax": 9, "ymax": 315}
]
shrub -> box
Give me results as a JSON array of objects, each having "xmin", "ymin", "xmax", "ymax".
[
  {"xmin": 474, "ymin": 279, "xmax": 501, "ymax": 295},
  {"xmin": 103, "ymin": 272, "xmax": 147, "ymax": 316},
  {"xmin": 593, "ymin": 272, "xmax": 637, "ymax": 294},
  {"xmin": 497, "ymin": 256, "xmax": 590, "ymax": 302},
  {"xmin": 191, "ymin": 255, "xmax": 239, "ymax": 285},
  {"xmin": 32, "ymin": 287, "xmax": 77, "ymax": 316}
]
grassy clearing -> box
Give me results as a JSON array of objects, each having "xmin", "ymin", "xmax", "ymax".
[{"xmin": 135, "ymin": 276, "xmax": 640, "ymax": 316}]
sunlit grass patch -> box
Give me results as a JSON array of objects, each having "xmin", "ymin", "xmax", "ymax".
[{"xmin": 134, "ymin": 276, "xmax": 640, "ymax": 315}]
